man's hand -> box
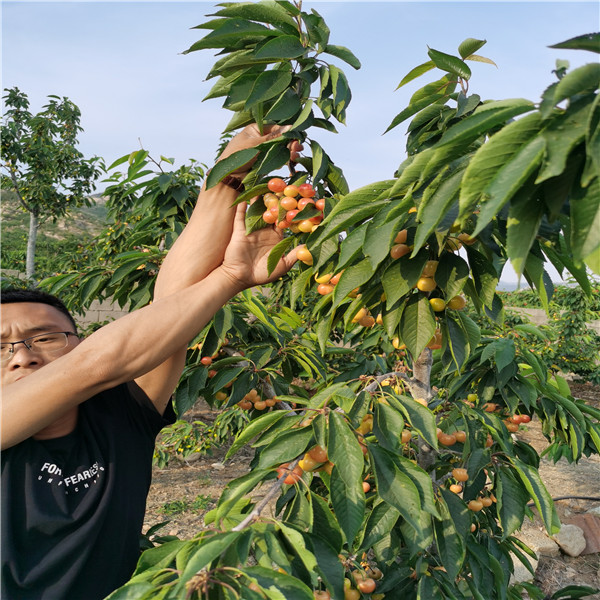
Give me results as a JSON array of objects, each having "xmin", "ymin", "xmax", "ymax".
[{"xmin": 220, "ymin": 202, "xmax": 298, "ymax": 290}]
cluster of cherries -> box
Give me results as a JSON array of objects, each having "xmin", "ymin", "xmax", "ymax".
[
  {"xmin": 262, "ymin": 177, "xmax": 325, "ymax": 233},
  {"xmin": 236, "ymin": 388, "xmax": 277, "ymax": 411}
]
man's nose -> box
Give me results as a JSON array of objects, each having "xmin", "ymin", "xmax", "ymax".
[{"xmin": 8, "ymin": 343, "xmax": 42, "ymax": 368}]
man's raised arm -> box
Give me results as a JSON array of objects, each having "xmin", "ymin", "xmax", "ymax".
[
  {"xmin": 1, "ymin": 202, "xmax": 297, "ymax": 449},
  {"xmin": 133, "ymin": 124, "xmax": 290, "ymax": 414}
]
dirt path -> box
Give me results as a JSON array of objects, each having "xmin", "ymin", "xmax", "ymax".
[{"xmin": 143, "ymin": 382, "xmax": 600, "ymax": 596}]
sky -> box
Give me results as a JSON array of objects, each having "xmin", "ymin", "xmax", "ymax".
[{"xmin": 2, "ymin": 0, "xmax": 599, "ymax": 283}]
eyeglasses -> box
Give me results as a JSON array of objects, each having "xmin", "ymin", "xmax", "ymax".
[{"xmin": 0, "ymin": 332, "xmax": 78, "ymax": 364}]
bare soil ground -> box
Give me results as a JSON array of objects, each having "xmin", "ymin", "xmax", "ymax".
[{"xmin": 143, "ymin": 382, "xmax": 600, "ymax": 598}]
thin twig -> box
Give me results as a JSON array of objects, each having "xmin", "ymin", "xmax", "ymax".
[{"xmin": 232, "ymin": 458, "xmax": 301, "ymax": 531}]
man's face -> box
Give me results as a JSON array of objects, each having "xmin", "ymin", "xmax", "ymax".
[{"xmin": 0, "ymin": 302, "xmax": 80, "ymax": 387}]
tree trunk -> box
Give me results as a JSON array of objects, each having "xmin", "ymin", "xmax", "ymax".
[{"xmin": 26, "ymin": 211, "xmax": 39, "ymax": 281}]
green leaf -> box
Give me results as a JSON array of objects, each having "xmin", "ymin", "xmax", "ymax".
[
  {"xmin": 465, "ymin": 54, "xmax": 498, "ymax": 67},
  {"xmin": 210, "ymin": 2, "xmax": 298, "ymax": 29},
  {"xmin": 399, "ymin": 293, "xmax": 436, "ymax": 361},
  {"xmin": 397, "ymin": 457, "xmax": 439, "ymax": 517},
  {"xmin": 179, "ymin": 532, "xmax": 241, "ymax": 584},
  {"xmin": 244, "ymin": 565, "xmax": 314, "ymax": 599},
  {"xmin": 413, "ymin": 168, "xmax": 464, "ymax": 252},
  {"xmin": 507, "ymin": 185, "xmax": 545, "ymax": 276},
  {"xmin": 433, "ymin": 252, "xmax": 470, "ymax": 300},
  {"xmin": 310, "ymin": 139, "xmax": 328, "ymax": 184},
  {"xmin": 428, "ymin": 47, "xmax": 471, "ymax": 80},
  {"xmin": 496, "ymin": 468, "xmax": 528, "ymax": 538},
  {"xmin": 385, "ymin": 92, "xmax": 447, "ymax": 134},
  {"xmin": 373, "ymin": 401, "xmax": 405, "ymax": 453},
  {"xmin": 266, "ymin": 236, "xmax": 295, "ymax": 276},
  {"xmin": 395, "ymin": 60, "xmax": 436, "ymax": 89},
  {"xmin": 185, "ymin": 19, "xmax": 276, "ymax": 52},
  {"xmin": 312, "ymin": 180, "xmax": 394, "ymax": 241},
  {"xmin": 458, "ymin": 38, "xmax": 487, "ymax": 59},
  {"xmin": 510, "ymin": 458, "xmax": 560, "ymax": 534},
  {"xmin": 466, "ymin": 246, "xmax": 499, "ymax": 307},
  {"xmin": 360, "ymin": 501, "xmax": 400, "ymax": 551},
  {"xmin": 472, "ymin": 136, "xmax": 546, "ymax": 238},
  {"xmin": 536, "ymin": 95, "xmax": 595, "ymax": 184},
  {"xmin": 309, "ymin": 534, "xmax": 346, "ymax": 600},
  {"xmin": 434, "ymin": 496, "xmax": 465, "ymax": 580},
  {"xmin": 289, "ymin": 98, "xmax": 314, "ymax": 131},
  {"xmin": 329, "ymin": 468, "xmax": 365, "ymax": 545},
  {"xmin": 382, "ymin": 250, "xmax": 429, "ymax": 308},
  {"xmin": 257, "ymin": 426, "xmax": 314, "ymax": 468},
  {"xmin": 445, "ymin": 314, "xmax": 469, "ymax": 370},
  {"xmin": 570, "ymin": 176, "xmax": 600, "ymax": 262},
  {"xmin": 370, "ymin": 445, "xmax": 425, "ymax": 536},
  {"xmin": 253, "ymin": 143, "xmax": 291, "ymax": 178},
  {"xmin": 549, "ymin": 32, "xmax": 600, "ymax": 54},
  {"xmin": 459, "ymin": 111, "xmax": 543, "ymax": 220},
  {"xmin": 245, "ymin": 69, "xmax": 293, "ymax": 109},
  {"xmin": 553, "ymin": 63, "xmax": 600, "ymax": 105},
  {"xmin": 323, "ymin": 44, "xmax": 361, "ymax": 69},
  {"xmin": 206, "ymin": 148, "xmax": 258, "ymax": 189},
  {"xmin": 328, "ymin": 411, "xmax": 364, "ymax": 486},
  {"xmin": 254, "ymin": 34, "xmax": 306, "ymax": 59},
  {"xmin": 440, "ymin": 98, "xmax": 535, "ymax": 148},
  {"xmin": 391, "ymin": 395, "xmax": 438, "ymax": 449},
  {"xmin": 331, "ymin": 258, "xmax": 373, "ymax": 308},
  {"xmin": 265, "ymin": 88, "xmax": 302, "ymax": 121},
  {"xmin": 311, "ymin": 493, "xmax": 343, "ymax": 552},
  {"xmin": 226, "ymin": 411, "xmax": 287, "ymax": 459}
]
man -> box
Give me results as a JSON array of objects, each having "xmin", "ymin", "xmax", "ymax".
[{"xmin": 1, "ymin": 124, "xmax": 297, "ymax": 600}]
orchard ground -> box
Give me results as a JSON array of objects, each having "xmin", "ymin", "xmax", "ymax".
[{"xmin": 143, "ymin": 382, "xmax": 600, "ymax": 598}]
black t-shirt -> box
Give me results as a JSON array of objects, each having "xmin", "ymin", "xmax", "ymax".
[{"xmin": 1, "ymin": 382, "xmax": 175, "ymax": 600}]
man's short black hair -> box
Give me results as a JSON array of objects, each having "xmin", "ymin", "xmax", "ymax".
[{"xmin": 1, "ymin": 288, "xmax": 77, "ymax": 332}]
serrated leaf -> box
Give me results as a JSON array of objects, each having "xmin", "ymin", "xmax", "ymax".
[
  {"xmin": 465, "ymin": 54, "xmax": 498, "ymax": 67},
  {"xmin": 245, "ymin": 69, "xmax": 293, "ymax": 109},
  {"xmin": 458, "ymin": 38, "xmax": 486, "ymax": 59},
  {"xmin": 382, "ymin": 250, "xmax": 429, "ymax": 308},
  {"xmin": 373, "ymin": 402, "xmax": 405, "ymax": 453},
  {"xmin": 570, "ymin": 176, "xmax": 600, "ymax": 262},
  {"xmin": 435, "ymin": 252, "xmax": 469, "ymax": 299},
  {"xmin": 370, "ymin": 445, "xmax": 425, "ymax": 536},
  {"xmin": 507, "ymin": 185, "xmax": 545, "ymax": 276},
  {"xmin": 395, "ymin": 60, "xmax": 436, "ymax": 89},
  {"xmin": 329, "ymin": 468, "xmax": 365, "ymax": 546},
  {"xmin": 360, "ymin": 501, "xmax": 400, "ymax": 551},
  {"xmin": 536, "ymin": 95, "xmax": 595, "ymax": 184},
  {"xmin": 428, "ymin": 47, "xmax": 472, "ymax": 80},
  {"xmin": 266, "ymin": 236, "xmax": 295, "ymax": 276},
  {"xmin": 472, "ymin": 136, "xmax": 546, "ymax": 238},
  {"xmin": 434, "ymin": 497, "xmax": 465, "ymax": 580},
  {"xmin": 206, "ymin": 148, "xmax": 259, "ymax": 190},
  {"xmin": 310, "ymin": 139, "xmax": 328, "ymax": 184},
  {"xmin": 257, "ymin": 426, "xmax": 314, "ymax": 468},
  {"xmin": 312, "ymin": 180, "xmax": 394, "ymax": 241},
  {"xmin": 511, "ymin": 458, "xmax": 560, "ymax": 534},
  {"xmin": 254, "ymin": 34, "xmax": 306, "ymax": 59},
  {"xmin": 399, "ymin": 293, "xmax": 436, "ymax": 361},
  {"xmin": 440, "ymin": 98, "xmax": 535, "ymax": 148},
  {"xmin": 185, "ymin": 19, "xmax": 276, "ymax": 53},
  {"xmin": 328, "ymin": 411, "xmax": 364, "ymax": 486},
  {"xmin": 413, "ymin": 168, "xmax": 464, "ymax": 252},
  {"xmin": 323, "ymin": 44, "xmax": 361, "ymax": 69},
  {"xmin": 549, "ymin": 32, "xmax": 600, "ymax": 54},
  {"xmin": 211, "ymin": 2, "xmax": 298, "ymax": 28},
  {"xmin": 391, "ymin": 395, "xmax": 438, "ymax": 449},
  {"xmin": 331, "ymin": 258, "xmax": 373, "ymax": 307},
  {"xmin": 459, "ymin": 111, "xmax": 542, "ymax": 218},
  {"xmin": 225, "ymin": 410, "xmax": 286, "ymax": 459}
]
